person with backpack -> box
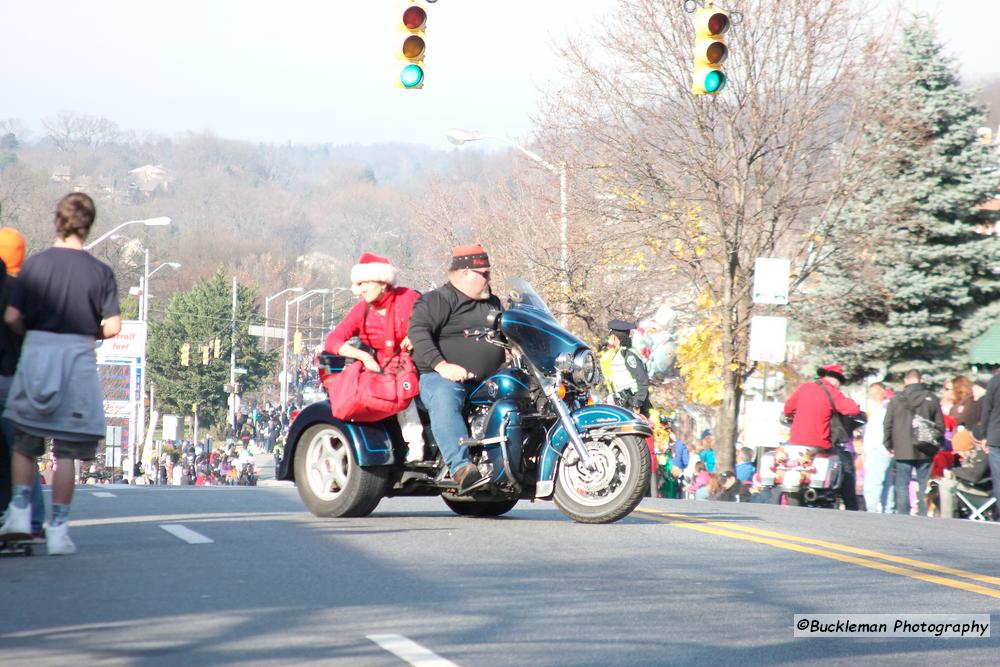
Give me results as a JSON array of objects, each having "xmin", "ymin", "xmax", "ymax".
[
  {"xmin": 883, "ymin": 369, "xmax": 944, "ymax": 517},
  {"xmin": 782, "ymin": 363, "xmax": 864, "ymax": 509}
]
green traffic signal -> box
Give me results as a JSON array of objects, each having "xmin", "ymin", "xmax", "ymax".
[
  {"xmin": 704, "ymin": 71, "xmax": 726, "ymax": 94},
  {"xmin": 400, "ymin": 64, "xmax": 424, "ymax": 88}
]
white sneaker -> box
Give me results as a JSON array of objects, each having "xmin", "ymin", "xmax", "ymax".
[
  {"xmin": 405, "ymin": 443, "xmax": 424, "ymax": 463},
  {"xmin": 45, "ymin": 522, "xmax": 76, "ymax": 556},
  {"xmin": 0, "ymin": 503, "xmax": 31, "ymax": 536}
]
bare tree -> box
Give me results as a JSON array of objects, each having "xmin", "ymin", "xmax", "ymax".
[
  {"xmin": 41, "ymin": 112, "xmax": 121, "ymax": 153},
  {"xmin": 536, "ymin": 0, "xmax": 884, "ymax": 470}
]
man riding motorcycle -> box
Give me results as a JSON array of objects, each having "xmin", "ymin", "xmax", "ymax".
[
  {"xmin": 407, "ymin": 243, "xmax": 504, "ymax": 493},
  {"xmin": 782, "ymin": 363, "xmax": 863, "ymax": 509}
]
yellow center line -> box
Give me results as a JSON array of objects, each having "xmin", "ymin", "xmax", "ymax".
[
  {"xmin": 634, "ymin": 508, "xmax": 1000, "ymax": 599},
  {"xmin": 636, "ymin": 508, "xmax": 1000, "ymax": 587}
]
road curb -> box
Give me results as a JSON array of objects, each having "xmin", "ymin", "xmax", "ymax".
[{"xmin": 257, "ymin": 480, "xmax": 294, "ymax": 488}]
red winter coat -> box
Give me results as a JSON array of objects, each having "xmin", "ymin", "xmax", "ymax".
[
  {"xmin": 324, "ymin": 287, "xmax": 421, "ymax": 364},
  {"xmin": 783, "ymin": 378, "xmax": 861, "ymax": 449}
]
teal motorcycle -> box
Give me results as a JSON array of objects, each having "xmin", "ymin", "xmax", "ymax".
[{"xmin": 279, "ymin": 280, "xmax": 651, "ymax": 524}]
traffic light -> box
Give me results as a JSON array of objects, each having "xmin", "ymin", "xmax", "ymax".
[
  {"xmin": 202, "ymin": 344, "xmax": 210, "ymax": 365},
  {"xmin": 180, "ymin": 343, "xmax": 190, "ymax": 366},
  {"xmin": 398, "ymin": 2, "xmax": 428, "ymax": 89},
  {"xmin": 691, "ymin": 4, "xmax": 730, "ymax": 95},
  {"xmin": 293, "ymin": 330, "xmax": 303, "ymax": 355},
  {"xmin": 214, "ymin": 337, "xmax": 222, "ymax": 358}
]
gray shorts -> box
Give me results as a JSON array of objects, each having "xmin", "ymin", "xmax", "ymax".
[{"xmin": 14, "ymin": 429, "xmax": 99, "ymax": 461}]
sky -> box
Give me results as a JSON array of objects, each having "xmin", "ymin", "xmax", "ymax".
[{"xmin": 1, "ymin": 0, "xmax": 997, "ymax": 150}]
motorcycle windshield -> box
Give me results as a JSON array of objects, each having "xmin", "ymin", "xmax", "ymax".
[
  {"xmin": 507, "ymin": 279, "xmax": 556, "ymax": 319},
  {"xmin": 502, "ymin": 279, "xmax": 588, "ymax": 374}
]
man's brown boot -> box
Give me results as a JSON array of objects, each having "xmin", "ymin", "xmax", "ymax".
[{"xmin": 453, "ymin": 463, "xmax": 483, "ymax": 493}]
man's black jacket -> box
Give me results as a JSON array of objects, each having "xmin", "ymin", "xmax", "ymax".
[
  {"xmin": 974, "ymin": 373, "xmax": 1000, "ymax": 448},
  {"xmin": 883, "ymin": 382, "xmax": 943, "ymax": 461}
]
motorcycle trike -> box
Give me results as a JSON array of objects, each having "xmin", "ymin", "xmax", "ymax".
[{"xmin": 277, "ymin": 280, "xmax": 652, "ymax": 523}]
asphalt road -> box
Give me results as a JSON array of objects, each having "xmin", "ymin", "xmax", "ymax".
[{"xmin": 1, "ymin": 485, "xmax": 998, "ymax": 666}]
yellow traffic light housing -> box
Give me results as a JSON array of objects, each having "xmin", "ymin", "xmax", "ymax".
[
  {"xmin": 398, "ymin": 3, "xmax": 428, "ymax": 89},
  {"xmin": 202, "ymin": 344, "xmax": 210, "ymax": 365},
  {"xmin": 180, "ymin": 343, "xmax": 190, "ymax": 367},
  {"xmin": 214, "ymin": 337, "xmax": 222, "ymax": 358},
  {"xmin": 691, "ymin": 4, "xmax": 730, "ymax": 95}
]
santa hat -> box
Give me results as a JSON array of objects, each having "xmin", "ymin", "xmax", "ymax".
[{"xmin": 350, "ymin": 251, "xmax": 397, "ymax": 286}]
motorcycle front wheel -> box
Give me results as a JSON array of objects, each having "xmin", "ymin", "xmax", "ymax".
[
  {"xmin": 553, "ymin": 434, "xmax": 650, "ymax": 524},
  {"xmin": 293, "ymin": 423, "xmax": 389, "ymax": 518}
]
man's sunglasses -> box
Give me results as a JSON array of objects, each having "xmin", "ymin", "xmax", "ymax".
[{"xmin": 469, "ymin": 269, "xmax": 491, "ymax": 280}]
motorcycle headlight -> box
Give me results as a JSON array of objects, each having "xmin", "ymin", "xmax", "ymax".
[{"xmin": 571, "ymin": 350, "xmax": 597, "ymax": 386}]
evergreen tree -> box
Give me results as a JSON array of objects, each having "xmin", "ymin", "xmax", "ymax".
[
  {"xmin": 147, "ymin": 268, "xmax": 277, "ymax": 427},
  {"xmin": 803, "ymin": 18, "xmax": 1000, "ymax": 383}
]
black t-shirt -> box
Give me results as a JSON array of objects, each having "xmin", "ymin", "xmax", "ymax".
[
  {"xmin": 408, "ymin": 283, "xmax": 505, "ymax": 380},
  {"xmin": 9, "ymin": 247, "xmax": 120, "ymax": 337}
]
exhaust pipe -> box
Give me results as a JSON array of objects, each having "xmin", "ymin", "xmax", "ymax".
[{"xmin": 803, "ymin": 488, "xmax": 818, "ymax": 502}]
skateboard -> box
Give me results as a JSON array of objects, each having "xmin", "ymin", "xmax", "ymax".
[{"xmin": 0, "ymin": 532, "xmax": 34, "ymax": 557}]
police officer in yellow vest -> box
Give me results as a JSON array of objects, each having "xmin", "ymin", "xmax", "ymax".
[{"xmin": 604, "ymin": 319, "xmax": 650, "ymax": 416}]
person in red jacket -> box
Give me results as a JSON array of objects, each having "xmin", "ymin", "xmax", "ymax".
[
  {"xmin": 324, "ymin": 252, "xmax": 424, "ymax": 462},
  {"xmin": 784, "ymin": 364, "xmax": 861, "ymax": 449},
  {"xmin": 783, "ymin": 363, "xmax": 863, "ymax": 509}
]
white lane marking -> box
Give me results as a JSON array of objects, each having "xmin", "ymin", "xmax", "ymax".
[
  {"xmin": 159, "ymin": 524, "xmax": 214, "ymax": 544},
  {"xmin": 367, "ymin": 634, "xmax": 459, "ymax": 667},
  {"xmin": 92, "ymin": 492, "xmax": 116, "ymax": 498}
]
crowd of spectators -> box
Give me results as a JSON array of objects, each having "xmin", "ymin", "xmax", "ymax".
[{"xmin": 647, "ymin": 370, "xmax": 996, "ymax": 519}]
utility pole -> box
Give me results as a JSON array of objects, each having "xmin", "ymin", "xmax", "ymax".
[{"xmin": 229, "ymin": 277, "xmax": 238, "ymax": 429}]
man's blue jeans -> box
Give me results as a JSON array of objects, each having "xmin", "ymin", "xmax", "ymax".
[
  {"xmin": 988, "ymin": 446, "xmax": 1000, "ymax": 521},
  {"xmin": 881, "ymin": 460, "xmax": 895, "ymax": 513},
  {"xmin": 419, "ymin": 372, "xmax": 473, "ymax": 474},
  {"xmin": 894, "ymin": 459, "xmax": 931, "ymax": 516}
]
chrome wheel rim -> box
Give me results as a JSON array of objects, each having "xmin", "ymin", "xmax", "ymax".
[
  {"xmin": 304, "ymin": 427, "xmax": 352, "ymax": 501},
  {"xmin": 557, "ymin": 437, "xmax": 632, "ymax": 507}
]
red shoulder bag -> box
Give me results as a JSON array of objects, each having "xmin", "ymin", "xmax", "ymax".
[{"xmin": 327, "ymin": 299, "xmax": 420, "ymax": 423}]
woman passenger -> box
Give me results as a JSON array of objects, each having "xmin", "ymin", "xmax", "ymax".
[{"xmin": 324, "ymin": 252, "xmax": 424, "ymax": 462}]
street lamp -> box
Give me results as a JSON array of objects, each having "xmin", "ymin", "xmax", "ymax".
[
  {"xmin": 327, "ymin": 287, "xmax": 352, "ymax": 327},
  {"xmin": 282, "ymin": 289, "xmax": 331, "ymax": 410},
  {"xmin": 130, "ymin": 254, "xmax": 179, "ymax": 482},
  {"xmin": 148, "ymin": 261, "xmax": 182, "ymax": 278},
  {"xmin": 265, "ymin": 287, "xmax": 304, "ymax": 353},
  {"xmin": 446, "ymin": 129, "xmax": 569, "ymax": 325},
  {"xmin": 84, "ymin": 216, "xmax": 171, "ymax": 250},
  {"xmin": 140, "ymin": 249, "xmax": 182, "ymax": 322}
]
